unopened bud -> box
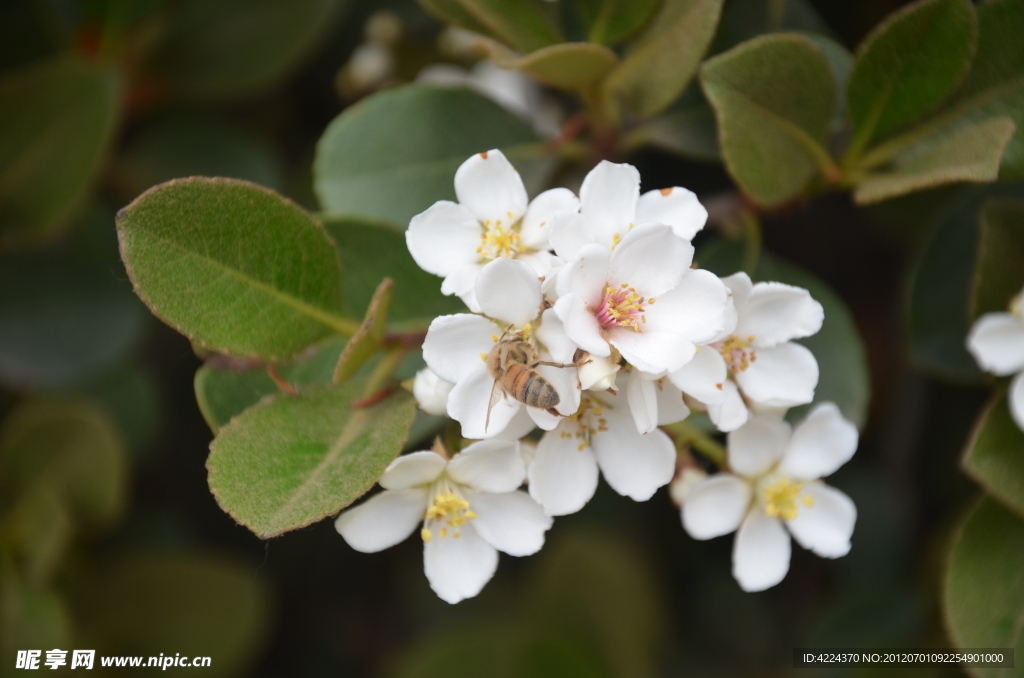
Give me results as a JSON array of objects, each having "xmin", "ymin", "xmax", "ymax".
[{"xmin": 413, "ymin": 368, "xmax": 453, "ymax": 416}]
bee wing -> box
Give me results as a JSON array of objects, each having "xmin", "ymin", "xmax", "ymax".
[{"xmin": 484, "ymin": 378, "xmax": 504, "ymax": 433}]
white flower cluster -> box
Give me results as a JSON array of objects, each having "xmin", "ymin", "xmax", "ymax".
[
  {"xmin": 336, "ymin": 151, "xmax": 859, "ymax": 602},
  {"xmin": 967, "ymin": 285, "xmax": 1024, "ymax": 431}
]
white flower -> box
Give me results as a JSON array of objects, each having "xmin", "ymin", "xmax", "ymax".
[
  {"xmin": 624, "ymin": 368, "xmax": 690, "ymax": 435},
  {"xmin": 336, "ymin": 440, "xmax": 552, "ymax": 604},
  {"xmin": 422, "ymin": 257, "xmax": 580, "ymax": 438},
  {"xmin": 527, "ymin": 389, "xmax": 677, "ymax": 516},
  {"xmin": 967, "ymin": 287, "xmax": 1024, "ymax": 430},
  {"xmin": 681, "ymin": 403, "xmax": 858, "ymax": 592},
  {"xmin": 669, "ymin": 272, "xmax": 824, "ymax": 432},
  {"xmin": 406, "ymin": 149, "xmax": 577, "ymax": 311},
  {"xmin": 553, "ymin": 223, "xmax": 729, "ymax": 374},
  {"xmin": 548, "ymin": 160, "xmax": 707, "ymax": 259},
  {"xmin": 412, "ymin": 368, "xmax": 454, "ymax": 416}
]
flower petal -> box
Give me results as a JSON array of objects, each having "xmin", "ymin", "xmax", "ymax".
[
  {"xmin": 785, "ymin": 482, "xmax": 856, "ymax": 558},
  {"xmin": 549, "ymin": 211, "xmax": 595, "ymax": 261},
  {"xmin": 424, "ymin": 522, "xmax": 498, "ymax": 604},
  {"xmin": 732, "ymin": 509, "xmax": 791, "ymax": 592},
  {"xmin": 557, "ymin": 242, "xmax": 611, "ymax": 305},
  {"xmin": 335, "ymin": 488, "xmax": 428, "ymax": 553},
  {"xmin": 554, "ymin": 294, "xmax": 610, "ymax": 357},
  {"xmin": 707, "ymin": 380, "xmax": 749, "ymax": 432},
  {"xmin": 447, "ymin": 364, "xmax": 520, "ymax": 439},
  {"xmin": 520, "ymin": 187, "xmax": 579, "ymax": 249},
  {"xmin": 440, "ymin": 263, "xmax": 483, "ymax": 311},
  {"xmin": 592, "ymin": 403, "xmax": 675, "ymax": 501},
  {"xmin": 535, "ymin": 359, "xmax": 582, "ymax": 417},
  {"xmin": 645, "ymin": 269, "xmax": 728, "ymax": 344},
  {"xmin": 423, "ymin": 314, "xmax": 499, "ymax": 383},
  {"xmin": 380, "ymin": 450, "xmax": 446, "ymax": 489},
  {"xmin": 607, "ymin": 224, "xmax": 691, "ymax": 297},
  {"xmin": 727, "ymin": 414, "xmax": 791, "ymax": 478},
  {"xmin": 626, "ymin": 370, "xmax": 659, "ymax": 435},
  {"xmin": 447, "ymin": 439, "xmax": 526, "ymax": 492},
  {"xmin": 734, "ymin": 342, "xmax": 818, "ymax": 407},
  {"xmin": 413, "ymin": 368, "xmax": 454, "ymax": 416},
  {"xmin": 735, "ymin": 282, "xmax": 824, "ymax": 348},
  {"xmin": 578, "ymin": 353, "xmax": 620, "ymax": 391},
  {"xmin": 464, "ymin": 489, "xmax": 552, "ymax": 556},
  {"xmin": 778, "ymin": 402, "xmax": 858, "ymax": 480},
  {"xmin": 635, "ymin": 187, "xmax": 707, "ymax": 240},
  {"xmin": 610, "ymin": 328, "xmax": 696, "ymax": 374},
  {"xmin": 722, "ymin": 272, "xmax": 753, "ymax": 310},
  {"xmin": 536, "ymin": 307, "xmax": 577, "ymax": 364},
  {"xmin": 406, "ymin": 201, "xmax": 481, "ymax": 277},
  {"xmin": 656, "ymin": 378, "xmax": 689, "ymax": 425},
  {"xmin": 475, "ymin": 257, "xmax": 542, "ymax": 327},
  {"xmin": 966, "ymin": 312, "xmax": 1024, "ymax": 376},
  {"xmin": 579, "ymin": 160, "xmax": 640, "ymax": 248},
  {"xmin": 454, "ymin": 149, "xmax": 528, "ymax": 226},
  {"xmin": 516, "ymin": 250, "xmax": 561, "ymax": 280},
  {"xmin": 528, "ymin": 424, "xmax": 600, "ymax": 516},
  {"xmin": 669, "ymin": 347, "xmax": 727, "ymax": 404},
  {"xmin": 1012, "ymin": 371, "xmax": 1024, "ymax": 431},
  {"xmin": 683, "ymin": 474, "xmax": 752, "ymax": 540}
]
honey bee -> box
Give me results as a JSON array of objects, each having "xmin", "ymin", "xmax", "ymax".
[{"xmin": 485, "ymin": 337, "xmax": 577, "ymax": 432}]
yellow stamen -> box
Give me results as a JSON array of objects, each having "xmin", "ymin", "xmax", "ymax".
[{"xmin": 763, "ymin": 477, "xmax": 808, "ymax": 521}]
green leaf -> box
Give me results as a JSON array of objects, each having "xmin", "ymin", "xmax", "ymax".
[
  {"xmin": 112, "ymin": 113, "xmax": 285, "ymax": 200},
  {"xmin": 853, "ymin": 116, "xmax": 1014, "ymax": 205},
  {"xmin": 77, "ymin": 552, "xmax": 269, "ymax": 678},
  {"xmin": 480, "ymin": 41, "xmax": 619, "ymax": 91},
  {"xmin": 0, "ymin": 253, "xmax": 147, "ymax": 389},
  {"xmin": 604, "ymin": 0, "xmax": 724, "ymax": 117},
  {"xmin": 334, "ymin": 278, "xmax": 392, "ymax": 384},
  {"xmin": 0, "ymin": 55, "xmax": 119, "ymax": 248},
  {"xmin": 709, "ymin": 0, "xmax": 838, "ymax": 55},
  {"xmin": 971, "ymin": 198, "xmax": 1024, "ymax": 318},
  {"xmin": 964, "ymin": 391, "xmax": 1024, "ymax": 520},
  {"xmin": 117, "ymin": 177, "xmax": 351, "ymax": 361},
  {"xmin": 944, "ymin": 498, "xmax": 1024, "ymax": 677},
  {"xmin": 698, "ymin": 240, "xmax": 871, "ymax": 428},
  {"xmin": 207, "ymin": 381, "xmax": 416, "ymax": 538},
  {"xmin": 455, "ymin": 0, "xmax": 562, "ymax": 53},
  {"xmin": 314, "ymin": 85, "xmax": 551, "ymax": 227},
  {"xmin": 846, "ymin": 0, "xmax": 977, "ymax": 146},
  {"xmin": 0, "ymin": 400, "xmax": 127, "ymax": 530},
  {"xmin": 415, "ymin": 0, "xmax": 493, "ymax": 36},
  {"xmin": 0, "ymin": 578, "xmax": 70, "ymax": 667},
  {"xmin": 148, "ymin": 0, "xmax": 343, "ymax": 100},
  {"xmin": 5, "ymin": 489, "xmax": 72, "ymax": 586},
  {"xmin": 624, "ymin": 89, "xmax": 721, "ymax": 163},
  {"xmin": 326, "ymin": 217, "xmax": 465, "ymax": 325},
  {"xmin": 700, "ymin": 33, "xmax": 837, "ymax": 207},
  {"xmin": 575, "ymin": 0, "xmax": 660, "ymax": 45}
]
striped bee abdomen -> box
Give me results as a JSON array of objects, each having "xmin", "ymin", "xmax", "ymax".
[{"xmin": 506, "ymin": 364, "xmax": 560, "ymax": 409}]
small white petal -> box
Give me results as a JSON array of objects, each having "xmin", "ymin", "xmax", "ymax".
[
  {"xmin": 465, "ymin": 489, "xmax": 552, "ymax": 556},
  {"xmin": 536, "ymin": 307, "xmax": 577, "ymax": 364},
  {"xmin": 735, "ymin": 282, "xmax": 824, "ymax": 348},
  {"xmin": 448, "ymin": 364, "xmax": 520, "ymax": 439},
  {"xmin": 413, "ymin": 368, "xmax": 454, "ymax": 416},
  {"xmin": 494, "ymin": 408, "xmax": 538, "ymax": 441},
  {"xmin": 380, "ymin": 451, "xmax": 447, "ymax": 490},
  {"xmin": 578, "ymin": 354, "xmax": 620, "ymax": 391},
  {"xmin": 785, "ymin": 482, "xmax": 856, "ymax": 558},
  {"xmin": 424, "ymin": 523, "xmax": 498, "ymax": 604},
  {"xmin": 423, "ymin": 314, "xmax": 498, "ymax": 383},
  {"xmin": 516, "ymin": 250, "xmax": 561, "ymax": 280},
  {"xmin": 607, "ymin": 224, "xmax": 691, "ymax": 297},
  {"xmin": 592, "ymin": 402, "xmax": 675, "ymax": 501},
  {"xmin": 610, "ymin": 328, "xmax": 696, "ymax": 374},
  {"xmin": 529, "ymin": 424, "xmax": 600, "ymax": 516},
  {"xmin": 670, "ymin": 466, "xmax": 709, "ymax": 505},
  {"xmin": 406, "ymin": 201, "xmax": 481, "ymax": 277},
  {"xmin": 554, "ymin": 294, "xmax": 610, "ymax": 357},
  {"xmin": 1012, "ymin": 371, "xmax": 1024, "ymax": 431},
  {"xmin": 440, "ymin": 263, "xmax": 483, "ymax": 310},
  {"xmin": 335, "ymin": 488, "xmax": 428, "ymax": 553},
  {"xmin": 635, "ymin": 187, "xmax": 707, "ymax": 240},
  {"xmin": 535, "ymin": 360, "xmax": 582, "ymax": 417},
  {"xmin": 558, "ymin": 242, "xmax": 611, "ymax": 305},
  {"xmin": 727, "ymin": 414, "xmax": 791, "ymax": 478},
  {"xmin": 735, "ymin": 342, "xmax": 819, "ymax": 408},
  {"xmin": 626, "ymin": 370, "xmax": 659, "ymax": 435},
  {"xmin": 454, "ymin": 149, "xmax": 528, "ymax": 225},
  {"xmin": 645, "ymin": 269, "xmax": 729, "ymax": 344},
  {"xmin": 520, "ymin": 187, "xmax": 579, "ymax": 249},
  {"xmin": 579, "ymin": 160, "xmax": 640, "ymax": 248},
  {"xmin": 683, "ymin": 474, "xmax": 752, "ymax": 540},
  {"xmin": 548, "ymin": 211, "xmax": 595, "ymax": 261},
  {"xmin": 778, "ymin": 402, "xmax": 858, "ymax": 480},
  {"xmin": 733, "ymin": 509, "xmax": 791, "ymax": 592},
  {"xmin": 475, "ymin": 257, "xmax": 542, "ymax": 327},
  {"xmin": 447, "ymin": 439, "xmax": 526, "ymax": 493},
  {"xmin": 669, "ymin": 347, "xmax": 728, "ymax": 405},
  {"xmin": 722, "ymin": 272, "xmax": 754, "ymax": 310},
  {"xmin": 656, "ymin": 379, "xmax": 690, "ymax": 425},
  {"xmin": 707, "ymin": 380, "xmax": 749, "ymax": 432},
  {"xmin": 966, "ymin": 312, "xmax": 1024, "ymax": 376}
]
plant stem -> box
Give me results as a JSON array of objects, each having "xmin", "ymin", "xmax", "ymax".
[
  {"xmin": 664, "ymin": 420, "xmax": 728, "ymax": 469},
  {"xmin": 740, "ymin": 209, "xmax": 762, "ymax": 276}
]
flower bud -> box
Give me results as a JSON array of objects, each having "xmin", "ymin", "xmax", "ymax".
[
  {"xmin": 413, "ymin": 368, "xmax": 453, "ymax": 416},
  {"xmin": 670, "ymin": 467, "xmax": 708, "ymax": 506},
  {"xmin": 579, "ymin": 354, "xmax": 619, "ymax": 391}
]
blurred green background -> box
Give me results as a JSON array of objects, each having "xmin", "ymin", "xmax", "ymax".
[{"xmin": 0, "ymin": 0, "xmax": 1015, "ymax": 675}]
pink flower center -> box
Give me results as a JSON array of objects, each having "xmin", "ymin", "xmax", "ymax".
[
  {"xmin": 596, "ymin": 283, "xmax": 651, "ymax": 332},
  {"xmin": 714, "ymin": 334, "xmax": 757, "ymax": 372}
]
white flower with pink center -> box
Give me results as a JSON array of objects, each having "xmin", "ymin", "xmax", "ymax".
[
  {"xmin": 406, "ymin": 149, "xmax": 578, "ymax": 312},
  {"xmin": 553, "ymin": 223, "xmax": 729, "ymax": 375}
]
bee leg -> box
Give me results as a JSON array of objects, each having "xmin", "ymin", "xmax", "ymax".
[
  {"xmin": 546, "ymin": 407, "xmax": 566, "ymax": 418},
  {"xmin": 536, "ymin": 361, "xmax": 575, "ymax": 368}
]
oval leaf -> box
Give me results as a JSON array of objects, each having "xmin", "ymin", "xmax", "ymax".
[
  {"xmin": 700, "ymin": 33, "xmax": 837, "ymax": 207},
  {"xmin": 575, "ymin": 0, "xmax": 660, "ymax": 45},
  {"xmin": 455, "ymin": 0, "xmax": 562, "ymax": 53},
  {"xmin": 963, "ymin": 390, "xmax": 1024, "ymax": 520},
  {"xmin": 313, "ymin": 85, "xmax": 550, "ymax": 227},
  {"xmin": 0, "ymin": 55, "xmax": 119, "ymax": 247},
  {"xmin": 207, "ymin": 381, "xmax": 416, "ymax": 538},
  {"xmin": 971, "ymin": 198, "xmax": 1024, "ymax": 319},
  {"xmin": 604, "ymin": 0, "xmax": 724, "ymax": 117},
  {"xmin": 481, "ymin": 40, "xmax": 620, "ymax": 91},
  {"xmin": 117, "ymin": 177, "xmax": 349, "ymax": 361},
  {"xmin": 847, "ymin": 0, "xmax": 977, "ymax": 145}
]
